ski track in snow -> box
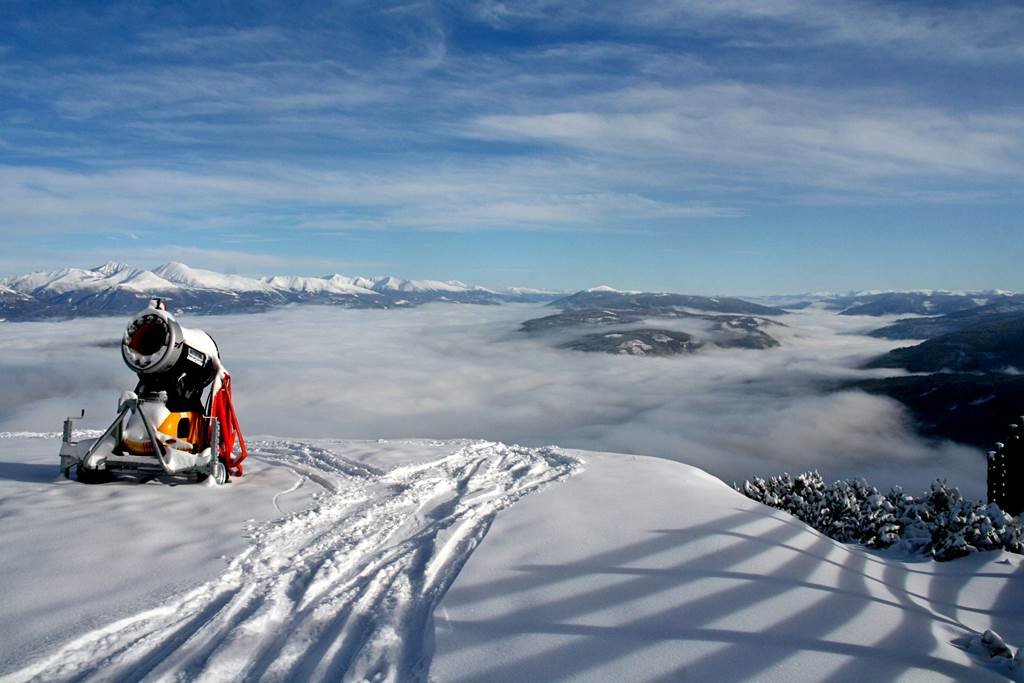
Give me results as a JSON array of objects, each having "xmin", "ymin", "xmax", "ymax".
[
  {"xmin": 271, "ymin": 467, "xmax": 308, "ymax": 516},
  {"xmin": 4, "ymin": 439, "xmax": 582, "ymax": 683}
]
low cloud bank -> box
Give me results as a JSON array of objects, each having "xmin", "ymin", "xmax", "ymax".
[{"xmin": 0, "ymin": 304, "xmax": 984, "ymax": 495}]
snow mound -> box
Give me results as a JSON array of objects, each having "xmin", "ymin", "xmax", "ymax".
[
  {"xmin": 500, "ymin": 286, "xmax": 563, "ymax": 296},
  {"xmin": 954, "ymin": 629, "xmax": 1023, "ymax": 680}
]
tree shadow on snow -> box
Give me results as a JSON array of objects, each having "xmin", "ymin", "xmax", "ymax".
[{"xmin": 439, "ymin": 508, "xmax": 1020, "ymax": 682}]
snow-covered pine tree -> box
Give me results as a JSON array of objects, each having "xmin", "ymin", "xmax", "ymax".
[{"xmin": 736, "ymin": 474, "xmax": 1023, "ymax": 560}]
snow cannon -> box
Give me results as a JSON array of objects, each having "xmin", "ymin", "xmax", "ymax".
[{"xmin": 60, "ymin": 299, "xmax": 247, "ymax": 485}]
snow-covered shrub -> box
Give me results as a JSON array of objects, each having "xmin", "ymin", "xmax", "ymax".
[
  {"xmin": 954, "ymin": 629, "xmax": 1022, "ymax": 678},
  {"xmin": 737, "ymin": 473, "xmax": 1023, "ymax": 561}
]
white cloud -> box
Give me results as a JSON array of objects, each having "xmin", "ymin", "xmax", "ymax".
[
  {"xmin": 664, "ymin": 0, "xmax": 1024, "ymax": 61},
  {"xmin": 0, "ymin": 305, "xmax": 984, "ymax": 497},
  {"xmin": 1, "ymin": 0, "xmax": 1021, "ymax": 248},
  {"xmin": 135, "ymin": 27, "xmax": 288, "ymax": 58},
  {"xmin": 467, "ymin": 0, "xmax": 1024, "ymax": 63},
  {"xmin": 5, "ymin": 58, "xmax": 1019, "ymax": 246},
  {"xmin": 470, "ymin": 84, "xmax": 1024, "ymax": 186},
  {"xmin": 0, "ymin": 162, "xmax": 743, "ymax": 239}
]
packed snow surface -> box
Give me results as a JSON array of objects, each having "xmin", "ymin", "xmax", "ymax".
[
  {"xmin": 0, "ymin": 435, "xmax": 580, "ymax": 682},
  {"xmin": 0, "ymin": 434, "xmax": 1020, "ymax": 682},
  {"xmin": 433, "ymin": 453, "xmax": 1023, "ymax": 681}
]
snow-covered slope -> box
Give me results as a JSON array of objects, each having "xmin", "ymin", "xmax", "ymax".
[
  {"xmin": 0, "ymin": 435, "xmax": 1019, "ymax": 682},
  {"xmin": 116, "ymin": 270, "xmax": 183, "ymax": 292},
  {"xmin": 367, "ymin": 275, "xmax": 488, "ymax": 294},
  {"xmin": 501, "ymin": 286, "xmax": 562, "ymax": 296},
  {"xmin": 261, "ymin": 274, "xmax": 377, "ymax": 296},
  {"xmin": 433, "ymin": 452, "xmax": 1023, "ymax": 681},
  {"xmin": 3, "ymin": 262, "xmax": 158, "ymax": 295},
  {"xmin": 154, "ymin": 262, "xmax": 278, "ymax": 293},
  {"xmin": 583, "ymin": 284, "xmax": 640, "ymax": 294},
  {"xmin": 0, "ymin": 283, "xmax": 32, "ymax": 301}
]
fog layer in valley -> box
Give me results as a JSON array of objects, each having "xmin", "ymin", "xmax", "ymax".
[{"xmin": 0, "ymin": 304, "xmax": 984, "ymax": 496}]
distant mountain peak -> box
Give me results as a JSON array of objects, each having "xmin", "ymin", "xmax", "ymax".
[
  {"xmin": 501, "ymin": 286, "xmax": 563, "ymax": 296},
  {"xmin": 153, "ymin": 261, "xmax": 203, "ymax": 281},
  {"xmin": 154, "ymin": 262, "xmax": 274, "ymax": 293},
  {"xmin": 92, "ymin": 261, "xmax": 133, "ymax": 275},
  {"xmin": 585, "ymin": 285, "xmax": 642, "ymax": 294}
]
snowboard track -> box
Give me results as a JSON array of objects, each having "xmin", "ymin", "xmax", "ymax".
[{"xmin": 6, "ymin": 439, "xmax": 582, "ymax": 683}]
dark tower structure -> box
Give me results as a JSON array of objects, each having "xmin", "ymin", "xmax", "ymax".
[{"xmin": 988, "ymin": 418, "xmax": 1023, "ymax": 516}]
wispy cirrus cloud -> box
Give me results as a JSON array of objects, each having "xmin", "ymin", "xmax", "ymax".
[
  {"xmin": 1, "ymin": 1, "xmax": 1023, "ymax": 287},
  {"xmin": 3, "ymin": 6, "xmax": 1019, "ymax": 201},
  {"xmin": 467, "ymin": 0, "xmax": 1024, "ymax": 62},
  {"xmin": 668, "ymin": 0, "xmax": 1024, "ymax": 61},
  {"xmin": 469, "ymin": 84, "xmax": 1024, "ymax": 189},
  {"xmin": 0, "ymin": 159, "xmax": 745, "ymax": 239}
]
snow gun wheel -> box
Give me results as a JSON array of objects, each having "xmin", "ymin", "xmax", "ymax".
[
  {"xmin": 197, "ymin": 457, "xmax": 229, "ymax": 485},
  {"xmin": 212, "ymin": 458, "xmax": 229, "ymax": 486},
  {"xmin": 76, "ymin": 464, "xmax": 112, "ymax": 485}
]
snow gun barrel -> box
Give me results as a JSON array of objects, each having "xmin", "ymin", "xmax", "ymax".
[{"xmin": 121, "ymin": 299, "xmax": 222, "ymax": 405}]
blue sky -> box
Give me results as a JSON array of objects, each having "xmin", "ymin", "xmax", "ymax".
[{"xmin": 1, "ymin": 0, "xmax": 1021, "ymax": 293}]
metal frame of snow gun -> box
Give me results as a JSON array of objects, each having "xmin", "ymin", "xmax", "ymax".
[
  {"xmin": 59, "ymin": 409, "xmax": 87, "ymax": 479},
  {"xmin": 60, "ymin": 395, "xmax": 227, "ymax": 485}
]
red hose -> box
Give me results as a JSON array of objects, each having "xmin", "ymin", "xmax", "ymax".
[{"xmin": 210, "ymin": 373, "xmax": 248, "ymax": 476}]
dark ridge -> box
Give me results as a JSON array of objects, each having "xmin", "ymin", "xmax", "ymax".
[
  {"xmin": 550, "ymin": 290, "xmax": 787, "ymax": 316},
  {"xmin": 865, "ymin": 318, "xmax": 1024, "ymax": 373},
  {"xmin": 868, "ymin": 297, "xmax": 1024, "ymax": 340},
  {"xmin": 846, "ymin": 374, "xmax": 1024, "ymax": 448}
]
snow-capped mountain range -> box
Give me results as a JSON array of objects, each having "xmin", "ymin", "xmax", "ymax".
[
  {"xmin": 4, "ymin": 261, "xmax": 1019, "ymax": 323},
  {"xmin": 0, "ymin": 262, "xmax": 560, "ymax": 320}
]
